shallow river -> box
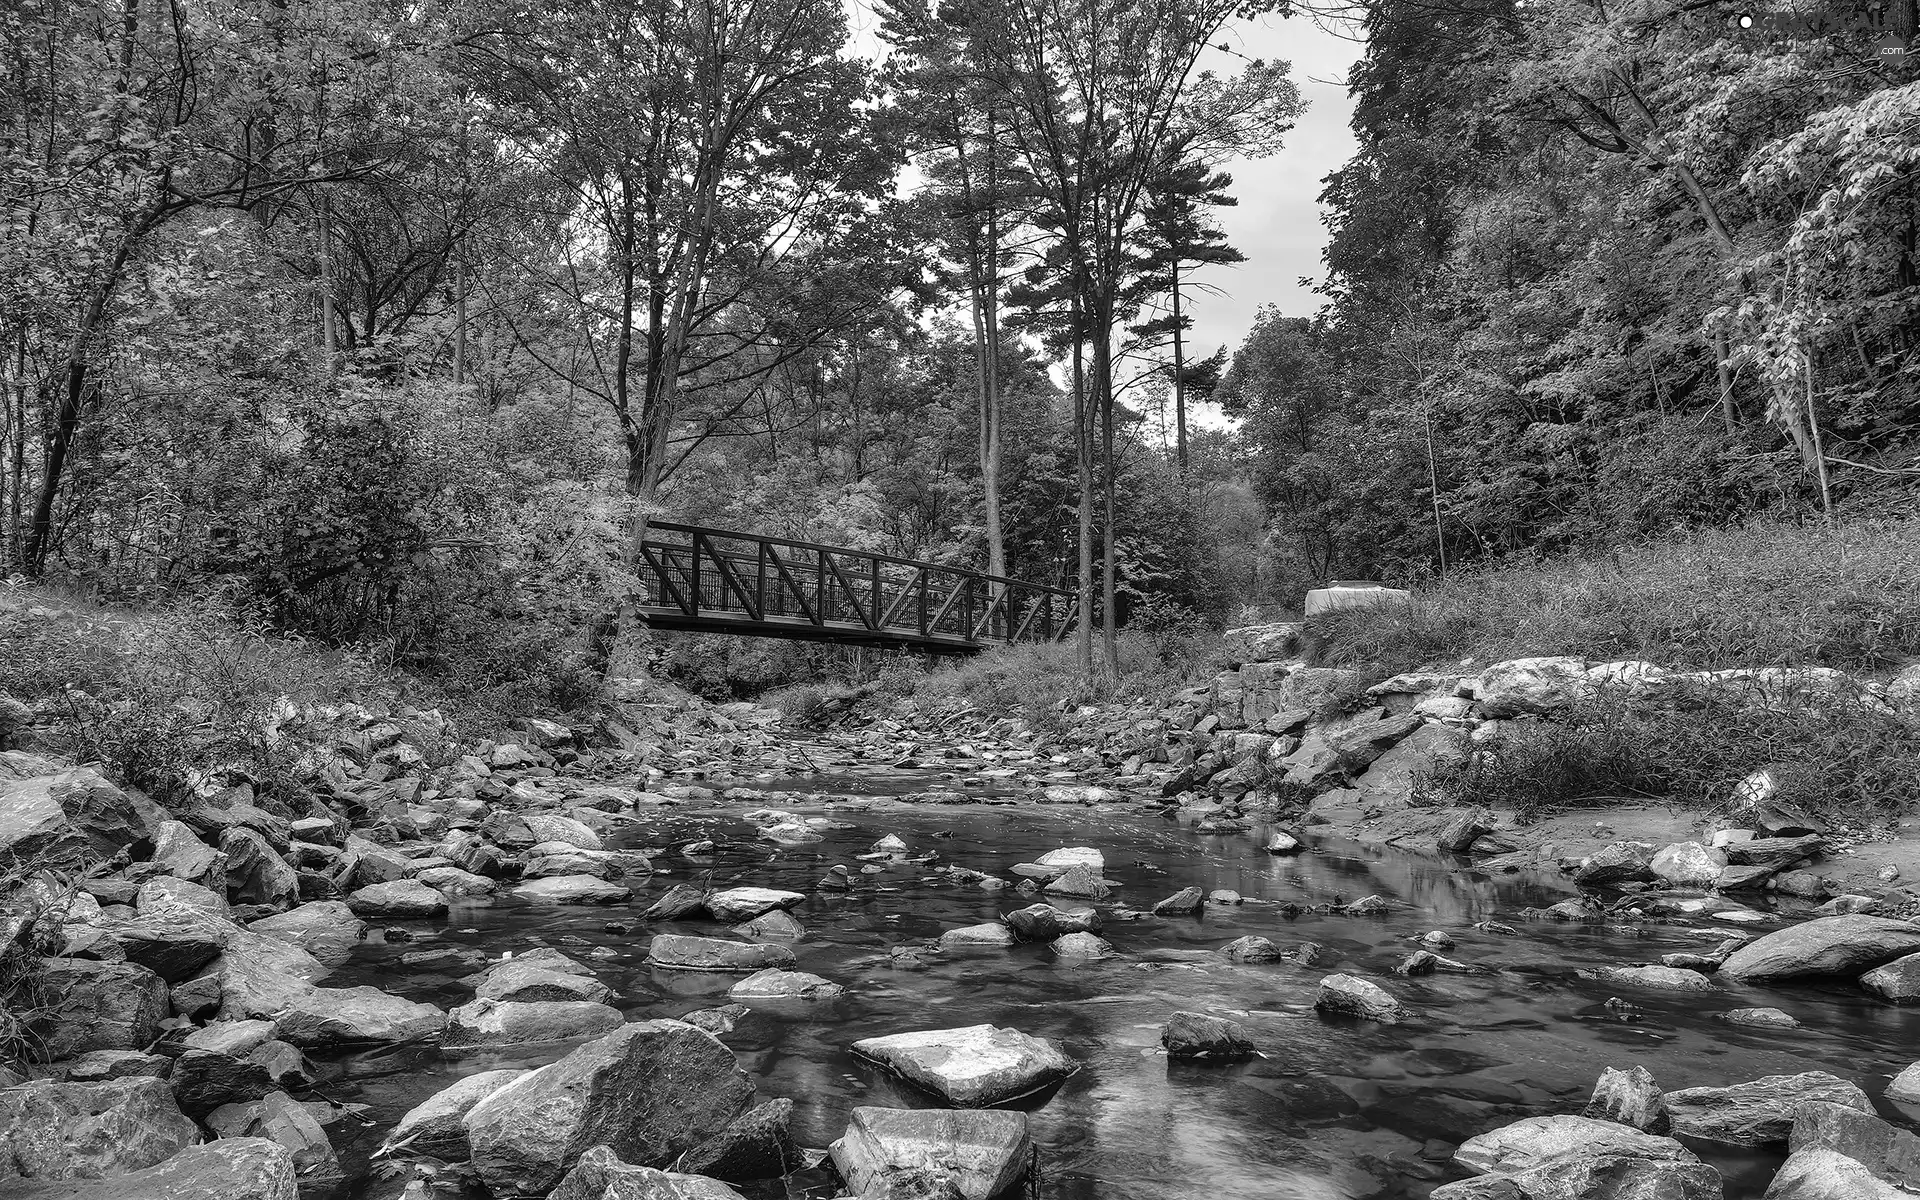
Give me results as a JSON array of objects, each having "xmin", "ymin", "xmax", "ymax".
[{"xmin": 320, "ymin": 780, "xmax": 1920, "ymax": 1200}]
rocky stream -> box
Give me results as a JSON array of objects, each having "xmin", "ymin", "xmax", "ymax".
[{"xmin": 8, "ymin": 630, "xmax": 1920, "ymax": 1200}]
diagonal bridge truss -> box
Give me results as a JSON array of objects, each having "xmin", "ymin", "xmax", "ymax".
[{"xmin": 635, "ymin": 522, "xmax": 1078, "ymax": 653}]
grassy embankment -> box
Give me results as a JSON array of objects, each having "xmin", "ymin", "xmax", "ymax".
[{"xmin": 1307, "ymin": 519, "xmax": 1920, "ymax": 826}]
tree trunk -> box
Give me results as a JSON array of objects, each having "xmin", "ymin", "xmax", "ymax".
[
  {"xmin": 1171, "ymin": 261, "xmax": 1188, "ymax": 472},
  {"xmin": 1071, "ymin": 295, "xmax": 1093, "ymax": 678},
  {"xmin": 981, "ymin": 115, "xmax": 1007, "ymax": 582},
  {"xmin": 1094, "ymin": 321, "xmax": 1118, "ymax": 681}
]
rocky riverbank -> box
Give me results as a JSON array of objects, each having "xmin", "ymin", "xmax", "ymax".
[{"xmin": 5, "ymin": 625, "xmax": 1920, "ymax": 1199}]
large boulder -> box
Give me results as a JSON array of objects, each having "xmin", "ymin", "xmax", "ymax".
[
  {"xmin": 168, "ymin": 1048, "xmax": 278, "ymax": 1116},
  {"xmin": 184, "ymin": 927, "xmax": 326, "ymax": 1020},
  {"xmin": 1573, "ymin": 841, "xmax": 1657, "ymax": 887},
  {"xmin": 1763, "ymin": 1148, "xmax": 1909, "ymax": 1199},
  {"xmin": 549, "ymin": 1146, "xmax": 746, "ymax": 1200},
  {"xmin": 0, "ymin": 1077, "xmax": 198, "ymax": 1181},
  {"xmin": 1787, "ymin": 1100, "xmax": 1920, "ymax": 1192},
  {"xmin": 272, "ymin": 985, "xmax": 444, "ymax": 1048},
  {"xmin": 382, "ymin": 1068, "xmax": 528, "ymax": 1160},
  {"xmin": 1662, "ymin": 1074, "xmax": 1870, "ymax": 1148},
  {"xmin": 346, "ymin": 879, "xmax": 446, "ymax": 919},
  {"xmin": 1474, "ymin": 657, "xmax": 1591, "ymax": 717},
  {"xmin": 202, "ymin": 1089, "xmax": 338, "ymax": 1182},
  {"xmin": 514, "ymin": 875, "xmax": 632, "ymax": 904},
  {"xmin": 1454, "ymin": 1114, "xmax": 1701, "ymax": 1176},
  {"xmin": 0, "ymin": 1138, "xmax": 296, "ymax": 1199},
  {"xmin": 646, "ymin": 934, "xmax": 795, "ymax": 972},
  {"xmin": 851, "ymin": 1025, "xmax": 1077, "ymax": 1108},
  {"xmin": 0, "ymin": 768, "xmax": 154, "ymax": 870},
  {"xmin": 475, "ymin": 962, "xmax": 612, "ymax": 1005},
  {"xmin": 703, "ymin": 888, "xmax": 805, "ymax": 924},
  {"xmin": 219, "ymin": 828, "xmax": 298, "ymax": 910},
  {"xmin": 1001, "ymin": 904, "xmax": 1101, "ymax": 942},
  {"xmin": 1314, "ymin": 974, "xmax": 1406, "ymax": 1024},
  {"xmin": 462, "ymin": 1020, "xmax": 755, "ymax": 1196},
  {"xmin": 1161, "ymin": 1012, "xmax": 1254, "ymax": 1060},
  {"xmin": 94, "ymin": 910, "xmax": 225, "ymax": 984},
  {"xmin": 151, "ymin": 820, "xmax": 225, "ymax": 888},
  {"xmin": 1651, "ymin": 842, "xmax": 1729, "ymax": 888},
  {"xmin": 33, "ymin": 960, "xmax": 168, "ymax": 1059},
  {"xmin": 1584, "ymin": 1066, "xmax": 1670, "ymax": 1134},
  {"xmin": 1717, "ymin": 917, "xmax": 1920, "ymax": 983},
  {"xmin": 676, "ymin": 1099, "xmax": 800, "ymax": 1182},
  {"xmin": 442, "ymin": 998, "xmax": 625, "ymax": 1048},
  {"xmin": 643, "ymin": 884, "xmax": 709, "ymax": 922},
  {"xmin": 727, "ymin": 970, "xmax": 846, "ymax": 1002},
  {"xmin": 244, "ymin": 902, "xmax": 364, "ymax": 968},
  {"xmin": 830, "ymin": 1107, "xmax": 1031, "ymax": 1200},
  {"xmin": 1433, "ymin": 1150, "xmax": 1724, "ymax": 1199},
  {"xmin": 523, "ymin": 813, "xmax": 602, "ymax": 851},
  {"xmin": 940, "ymin": 923, "xmax": 1018, "ymax": 949}
]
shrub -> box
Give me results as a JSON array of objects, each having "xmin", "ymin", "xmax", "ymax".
[
  {"xmin": 1307, "ymin": 517, "xmax": 1920, "ymax": 673},
  {"xmin": 912, "ymin": 631, "xmax": 1222, "ymax": 724},
  {"xmin": 1419, "ymin": 690, "xmax": 1920, "ymax": 829}
]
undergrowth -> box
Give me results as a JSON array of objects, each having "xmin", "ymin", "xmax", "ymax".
[
  {"xmin": 1418, "ymin": 690, "xmax": 1920, "ymax": 828},
  {"xmin": 1308, "ymin": 518, "xmax": 1920, "ymax": 674}
]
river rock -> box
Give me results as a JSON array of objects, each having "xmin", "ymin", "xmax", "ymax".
[
  {"xmin": 1726, "ymin": 767, "xmax": 1826, "ymax": 837},
  {"xmin": 383, "ymin": 1068, "xmax": 528, "ymax": 1159},
  {"xmin": 1002, "ymin": 903, "xmax": 1101, "ymax": 942},
  {"xmin": 1474, "ymin": 656, "xmax": 1591, "ymax": 717},
  {"xmin": 342, "ymin": 834, "xmax": 412, "ymax": 888},
  {"xmin": 221, "ymin": 828, "xmax": 299, "ymax": 909},
  {"xmin": 1161, "ymin": 1012, "xmax": 1254, "ymax": 1059},
  {"xmin": 1437, "ymin": 809, "xmax": 1495, "ymax": 853},
  {"xmin": 1886, "ymin": 1062, "xmax": 1920, "ymax": 1105},
  {"xmin": 549, "ymin": 1146, "xmax": 747, "ymax": 1200},
  {"xmin": 1859, "ymin": 953, "xmax": 1920, "ymax": 1003},
  {"xmin": 524, "ymin": 812, "xmax": 602, "ymax": 850},
  {"xmin": 1222, "ymin": 936, "xmax": 1286, "ymax": 963},
  {"xmin": 184, "ymin": 926, "xmax": 326, "ymax": 1020},
  {"xmin": 1574, "ymin": 841, "xmax": 1657, "ymax": 887},
  {"xmin": 0, "ymin": 1076, "xmax": 199, "ymax": 1180},
  {"xmin": 137, "ymin": 876, "xmax": 230, "ymax": 922},
  {"xmin": 61, "ymin": 1050, "xmax": 169, "ymax": 1082},
  {"xmin": 346, "ymin": 879, "xmax": 446, "ymax": 919},
  {"xmin": 34, "ymin": 959, "xmax": 168, "ymax": 1059},
  {"xmin": 272, "ymin": 985, "xmax": 444, "ymax": 1047},
  {"xmin": 940, "ymin": 922, "xmax": 1018, "ymax": 949},
  {"xmin": 152, "ymin": 819, "xmax": 225, "ymax": 887},
  {"xmin": 830, "ymin": 1107, "xmax": 1031, "ymax": 1200},
  {"xmin": 1433, "ymin": 1150, "xmax": 1724, "ymax": 1199},
  {"xmin": 245, "ymin": 901, "xmax": 364, "ymax": 968},
  {"xmin": 1315, "ymin": 974, "xmax": 1405, "ymax": 1023},
  {"xmin": 1454, "ymin": 1114, "xmax": 1701, "ymax": 1175},
  {"xmin": 95, "ymin": 910, "xmax": 225, "ymax": 983},
  {"xmin": 1591, "ymin": 965, "xmax": 1715, "ymax": 992},
  {"xmin": 1265, "ymin": 829, "xmax": 1304, "ymax": 854},
  {"xmin": 515, "ymin": 875, "xmax": 632, "ymax": 904},
  {"xmin": 728, "ymin": 969, "xmax": 846, "ymax": 1001},
  {"xmin": 463, "ymin": 1020, "xmax": 755, "ymax": 1196},
  {"xmin": 1584, "ymin": 1066, "xmax": 1670, "ymax": 1134},
  {"xmin": 852, "ymin": 1024, "xmax": 1078, "ymax": 1107},
  {"xmin": 0, "ymin": 767, "xmax": 154, "ymax": 869},
  {"xmin": 734, "ymin": 910, "xmax": 805, "ymax": 941},
  {"xmin": 1051, "ymin": 932, "xmax": 1114, "ymax": 958},
  {"xmin": 647, "ymin": 934, "xmax": 796, "ymax": 971},
  {"xmin": 203, "ymin": 1089, "xmax": 339, "ymax": 1181},
  {"xmin": 443, "ymin": 998, "xmax": 625, "ymax": 1047},
  {"xmin": 0, "ymin": 1137, "xmax": 298, "ymax": 1199},
  {"xmin": 416, "ymin": 866, "xmax": 497, "ymax": 897},
  {"xmin": 1662, "ymin": 1072, "xmax": 1869, "ymax": 1147},
  {"xmin": 1651, "ymin": 842, "xmax": 1728, "ymax": 888},
  {"xmin": 1788, "ymin": 1100, "xmax": 1920, "ymax": 1191},
  {"xmin": 704, "ymin": 888, "xmax": 805, "ymax": 923},
  {"xmin": 677, "ymin": 1098, "xmax": 799, "ymax": 1181},
  {"xmin": 644, "ymin": 884, "xmax": 710, "ymax": 921},
  {"xmin": 1718, "ymin": 916, "xmax": 1920, "ymax": 983},
  {"xmin": 1151, "ymin": 888, "xmax": 1204, "ymax": 916},
  {"xmin": 1724, "ymin": 835, "xmax": 1824, "ymax": 869},
  {"xmin": 476, "ymin": 962, "xmax": 613, "ymax": 1004},
  {"xmin": 1763, "ymin": 1148, "xmax": 1908, "ymax": 1199},
  {"xmin": 1042, "ymin": 864, "xmax": 1110, "ymax": 899},
  {"xmin": 169, "ymin": 1048, "xmax": 278, "ymax": 1115}
]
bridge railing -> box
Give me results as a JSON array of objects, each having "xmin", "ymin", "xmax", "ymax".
[{"xmin": 636, "ymin": 521, "xmax": 1076, "ymax": 648}]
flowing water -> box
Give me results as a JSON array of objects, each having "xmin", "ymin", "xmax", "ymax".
[{"xmin": 319, "ymin": 769, "xmax": 1920, "ymax": 1200}]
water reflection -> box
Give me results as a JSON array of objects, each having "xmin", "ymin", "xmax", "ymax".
[{"xmin": 316, "ymin": 796, "xmax": 1920, "ymax": 1200}]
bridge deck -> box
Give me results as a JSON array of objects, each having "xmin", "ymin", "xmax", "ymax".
[{"xmin": 636, "ymin": 522, "xmax": 1076, "ymax": 653}]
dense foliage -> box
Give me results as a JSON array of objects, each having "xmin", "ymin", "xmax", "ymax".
[
  {"xmin": 1223, "ymin": 0, "xmax": 1919, "ymax": 595},
  {"xmin": 0, "ymin": 0, "xmax": 1297, "ymax": 695}
]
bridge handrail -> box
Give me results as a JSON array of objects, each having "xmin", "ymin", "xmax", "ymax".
[{"xmin": 645, "ymin": 520, "xmax": 1073, "ymax": 597}]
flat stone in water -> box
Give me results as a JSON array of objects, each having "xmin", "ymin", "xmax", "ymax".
[
  {"xmin": 1663, "ymin": 1071, "xmax": 1870, "ymax": 1147},
  {"xmin": 1453, "ymin": 1114, "xmax": 1701, "ymax": 1175},
  {"xmin": 704, "ymin": 887, "xmax": 806, "ymax": 923},
  {"xmin": 647, "ymin": 934, "xmax": 797, "ymax": 972},
  {"xmin": 514, "ymin": 875, "xmax": 632, "ymax": 904},
  {"xmin": 1589, "ymin": 964, "xmax": 1715, "ymax": 992},
  {"xmin": 728, "ymin": 969, "xmax": 847, "ymax": 1001},
  {"xmin": 852, "ymin": 1024, "xmax": 1078, "ymax": 1107},
  {"xmin": 940, "ymin": 922, "xmax": 1017, "ymax": 949}
]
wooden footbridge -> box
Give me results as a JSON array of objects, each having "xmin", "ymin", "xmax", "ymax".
[{"xmin": 636, "ymin": 522, "xmax": 1077, "ymax": 653}]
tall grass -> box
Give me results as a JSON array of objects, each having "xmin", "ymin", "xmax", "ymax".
[
  {"xmin": 1309, "ymin": 518, "xmax": 1920, "ymax": 673},
  {"xmin": 910, "ymin": 629, "xmax": 1222, "ymax": 727}
]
